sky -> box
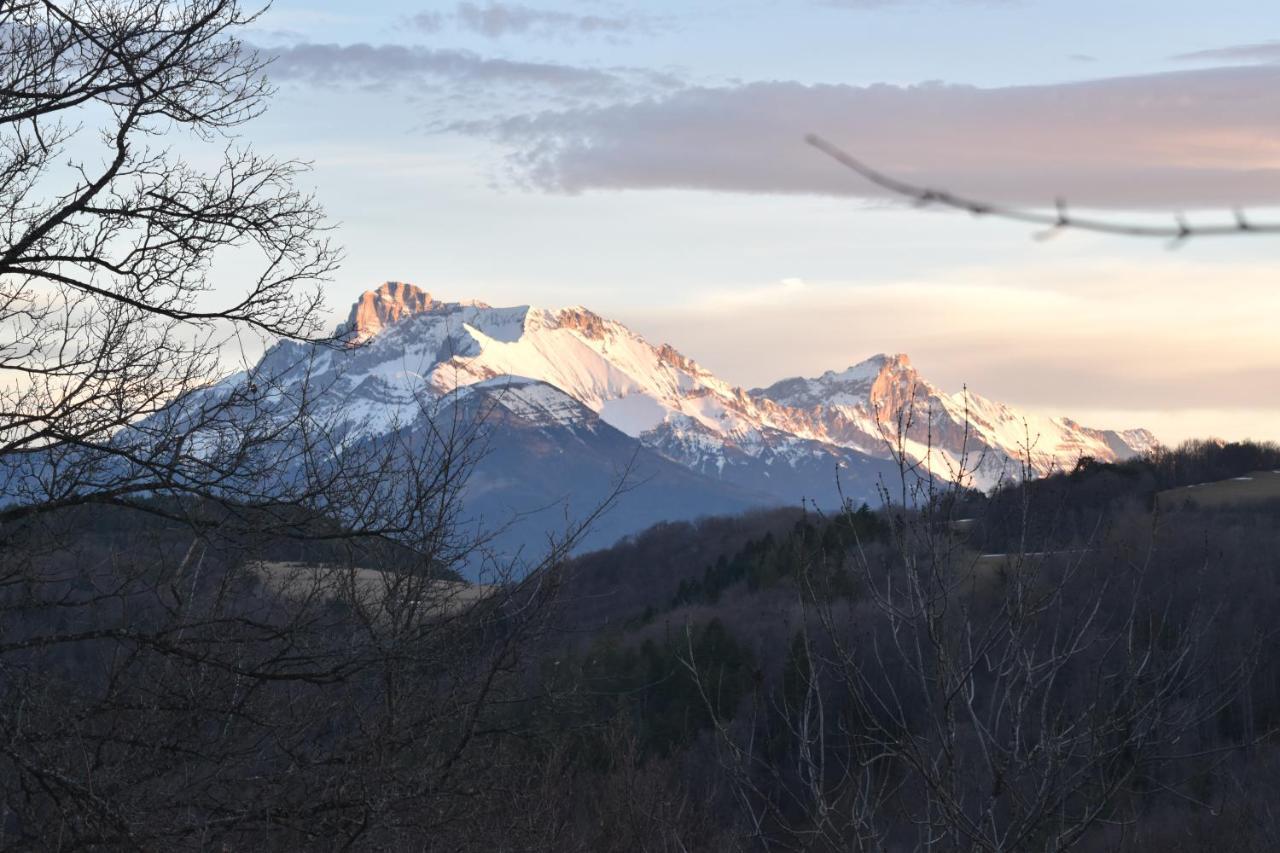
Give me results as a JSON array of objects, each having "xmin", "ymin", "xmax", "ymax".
[{"xmin": 224, "ymin": 0, "xmax": 1280, "ymax": 444}]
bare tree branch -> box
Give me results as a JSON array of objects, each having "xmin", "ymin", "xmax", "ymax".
[{"xmin": 807, "ymin": 134, "xmax": 1280, "ymax": 245}]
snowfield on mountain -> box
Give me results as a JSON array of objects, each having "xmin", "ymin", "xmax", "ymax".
[{"xmin": 300, "ymin": 283, "xmax": 1155, "ymax": 481}]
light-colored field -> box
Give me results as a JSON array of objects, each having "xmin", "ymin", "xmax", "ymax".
[
  {"xmin": 249, "ymin": 561, "xmax": 495, "ymax": 618},
  {"xmin": 973, "ymin": 549, "xmax": 1087, "ymax": 566},
  {"xmin": 1158, "ymin": 470, "xmax": 1280, "ymax": 509}
]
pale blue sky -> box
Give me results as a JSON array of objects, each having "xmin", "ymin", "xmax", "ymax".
[{"xmin": 221, "ymin": 1, "xmax": 1280, "ymax": 443}]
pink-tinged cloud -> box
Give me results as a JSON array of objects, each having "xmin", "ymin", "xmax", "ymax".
[
  {"xmin": 1172, "ymin": 40, "xmax": 1280, "ymax": 63},
  {"xmin": 476, "ymin": 65, "xmax": 1280, "ymax": 209}
]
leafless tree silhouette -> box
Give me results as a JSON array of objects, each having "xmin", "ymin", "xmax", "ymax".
[
  {"xmin": 686, "ymin": 420, "xmax": 1256, "ymax": 851},
  {"xmin": 0, "ymin": 4, "xmax": 615, "ymax": 847}
]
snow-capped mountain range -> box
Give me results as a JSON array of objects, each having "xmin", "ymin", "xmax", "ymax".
[
  {"xmin": 220, "ymin": 281, "xmax": 1157, "ymax": 559},
  {"xmin": 322, "ymin": 282, "xmax": 1155, "ymax": 484}
]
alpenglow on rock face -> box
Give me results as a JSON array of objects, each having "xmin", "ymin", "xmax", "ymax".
[
  {"xmin": 209, "ymin": 282, "xmax": 1158, "ymax": 558},
  {"xmin": 313, "ymin": 283, "xmax": 1154, "ymax": 484},
  {"xmin": 343, "ymin": 281, "xmax": 442, "ymax": 342},
  {"xmin": 749, "ymin": 353, "xmax": 1159, "ymax": 486}
]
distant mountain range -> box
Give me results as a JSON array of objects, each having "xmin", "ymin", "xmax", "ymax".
[{"xmin": 208, "ymin": 282, "xmax": 1159, "ymax": 562}]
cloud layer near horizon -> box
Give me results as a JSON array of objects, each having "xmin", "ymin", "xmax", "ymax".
[
  {"xmin": 1172, "ymin": 40, "xmax": 1280, "ymax": 63},
  {"xmin": 619, "ymin": 260, "xmax": 1280, "ymax": 443},
  {"xmin": 470, "ymin": 65, "xmax": 1280, "ymax": 208},
  {"xmin": 411, "ymin": 2, "xmax": 654, "ymax": 40},
  {"xmin": 261, "ymin": 42, "xmax": 679, "ymax": 99}
]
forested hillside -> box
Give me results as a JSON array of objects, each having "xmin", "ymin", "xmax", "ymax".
[{"xmin": 8, "ymin": 441, "xmax": 1280, "ymax": 849}]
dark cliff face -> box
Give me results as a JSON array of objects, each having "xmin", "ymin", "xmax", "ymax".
[{"xmin": 420, "ymin": 383, "xmax": 777, "ymax": 577}]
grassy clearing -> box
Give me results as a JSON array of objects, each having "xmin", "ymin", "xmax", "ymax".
[
  {"xmin": 1157, "ymin": 470, "xmax": 1280, "ymax": 509},
  {"xmin": 250, "ymin": 561, "xmax": 494, "ymax": 618}
]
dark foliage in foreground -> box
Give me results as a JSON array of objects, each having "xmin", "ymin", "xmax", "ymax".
[
  {"xmin": 974, "ymin": 438, "xmax": 1280, "ymax": 553},
  {"xmin": 511, "ymin": 439, "xmax": 1280, "ymax": 851},
  {"xmin": 5, "ymin": 438, "xmax": 1280, "ymax": 849}
]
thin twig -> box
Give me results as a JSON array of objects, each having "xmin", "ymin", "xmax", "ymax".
[{"xmin": 806, "ymin": 134, "xmax": 1280, "ymax": 244}]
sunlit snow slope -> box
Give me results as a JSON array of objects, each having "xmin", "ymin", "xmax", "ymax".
[{"xmin": 302, "ymin": 282, "xmax": 1156, "ymax": 492}]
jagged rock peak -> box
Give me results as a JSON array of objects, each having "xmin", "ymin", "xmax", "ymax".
[
  {"xmin": 822, "ymin": 353, "xmax": 913, "ymax": 385},
  {"xmin": 345, "ymin": 282, "xmax": 436, "ymax": 341},
  {"xmin": 873, "ymin": 352, "xmax": 912, "ymax": 370},
  {"xmin": 657, "ymin": 343, "xmax": 703, "ymax": 374},
  {"xmin": 752, "ymin": 353, "xmax": 917, "ymax": 408},
  {"xmin": 550, "ymin": 306, "xmax": 608, "ymax": 339}
]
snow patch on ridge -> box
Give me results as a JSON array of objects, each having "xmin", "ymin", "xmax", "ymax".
[
  {"xmin": 599, "ymin": 393, "xmax": 669, "ymax": 437},
  {"xmin": 248, "ymin": 281, "xmax": 1159, "ymax": 495}
]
